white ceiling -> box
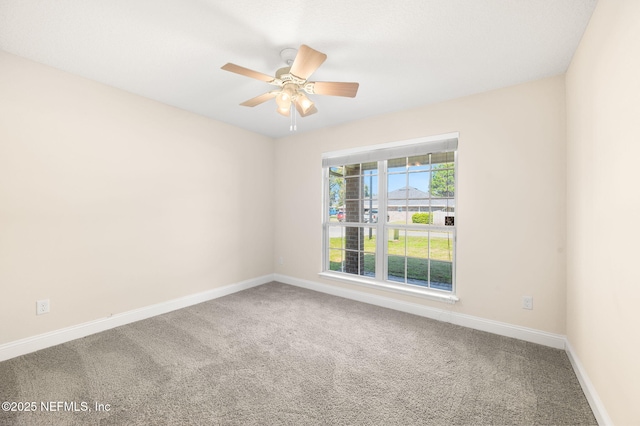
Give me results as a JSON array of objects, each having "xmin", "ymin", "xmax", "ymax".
[{"xmin": 0, "ymin": 0, "xmax": 597, "ymax": 138}]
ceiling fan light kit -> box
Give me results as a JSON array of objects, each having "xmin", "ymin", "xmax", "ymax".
[{"xmin": 221, "ymin": 44, "xmax": 359, "ymax": 130}]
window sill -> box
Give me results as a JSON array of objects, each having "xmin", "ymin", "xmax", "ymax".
[{"xmin": 318, "ymin": 272, "xmax": 459, "ymax": 304}]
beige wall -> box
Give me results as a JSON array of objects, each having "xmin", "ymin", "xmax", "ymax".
[
  {"xmin": 566, "ymin": 0, "xmax": 640, "ymax": 424},
  {"xmin": 274, "ymin": 75, "xmax": 567, "ymax": 334},
  {"xmin": 0, "ymin": 51, "xmax": 275, "ymax": 344},
  {"xmin": 2, "ymin": 6, "xmax": 636, "ymax": 420}
]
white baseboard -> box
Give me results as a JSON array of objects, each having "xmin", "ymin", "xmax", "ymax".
[
  {"xmin": 2, "ymin": 273, "xmax": 609, "ymax": 424},
  {"xmin": 274, "ymin": 274, "xmax": 566, "ymax": 349},
  {"xmin": 565, "ymin": 340, "xmax": 612, "ymax": 426},
  {"xmin": 0, "ymin": 274, "xmax": 274, "ymax": 362}
]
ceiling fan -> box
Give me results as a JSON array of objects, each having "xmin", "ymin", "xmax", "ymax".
[{"xmin": 221, "ymin": 44, "xmax": 359, "ymax": 118}]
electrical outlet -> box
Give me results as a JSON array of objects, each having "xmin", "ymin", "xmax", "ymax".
[
  {"xmin": 278, "ymin": 256, "xmax": 284, "ymax": 265},
  {"xmin": 522, "ymin": 296, "xmax": 533, "ymax": 310},
  {"xmin": 36, "ymin": 299, "xmax": 50, "ymax": 315}
]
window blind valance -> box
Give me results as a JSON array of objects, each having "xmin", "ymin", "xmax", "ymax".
[{"xmin": 322, "ymin": 136, "xmax": 458, "ymax": 168}]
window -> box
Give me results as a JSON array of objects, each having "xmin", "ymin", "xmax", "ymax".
[{"xmin": 322, "ymin": 134, "xmax": 458, "ymax": 301}]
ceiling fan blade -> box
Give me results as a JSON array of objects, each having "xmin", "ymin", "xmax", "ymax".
[
  {"xmin": 290, "ymin": 45, "xmax": 327, "ymax": 80},
  {"xmin": 240, "ymin": 92, "xmax": 277, "ymax": 107},
  {"xmin": 312, "ymin": 81, "xmax": 359, "ymax": 97},
  {"xmin": 221, "ymin": 63, "xmax": 275, "ymax": 83}
]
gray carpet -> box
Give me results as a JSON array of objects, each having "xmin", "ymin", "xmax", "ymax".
[{"xmin": 0, "ymin": 282, "xmax": 596, "ymax": 425}]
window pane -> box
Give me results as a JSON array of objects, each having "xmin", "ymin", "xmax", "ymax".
[
  {"xmin": 388, "ymin": 204, "xmax": 407, "ymax": 224},
  {"xmin": 329, "ymin": 226, "xmax": 345, "ymax": 249},
  {"xmin": 391, "ymin": 167, "xmax": 434, "ymax": 224},
  {"xmin": 363, "ymin": 227, "xmax": 377, "ymax": 277},
  {"xmin": 329, "ymin": 249, "xmax": 344, "ymax": 272},
  {"xmin": 408, "ymin": 172, "xmax": 429, "ymax": 193},
  {"xmin": 430, "ymin": 168, "xmax": 455, "ymax": 198},
  {"xmin": 364, "ymin": 253, "xmax": 375, "ymax": 276},
  {"xmin": 362, "ymin": 172, "xmax": 378, "ymax": 223},
  {"xmin": 343, "ymin": 226, "xmax": 361, "ymax": 275},
  {"xmin": 344, "ymin": 176, "xmax": 361, "ymax": 200},
  {"xmin": 404, "ymin": 230, "xmax": 429, "ymax": 287},
  {"xmin": 332, "ymin": 226, "xmax": 376, "ymax": 277},
  {"xmin": 406, "ymin": 257, "xmax": 429, "ymax": 287},
  {"xmin": 345, "ymin": 200, "xmax": 362, "ymax": 223},
  {"xmin": 388, "ymin": 171, "xmax": 407, "ymax": 193},
  {"xmin": 344, "ymin": 172, "xmax": 362, "ymax": 222},
  {"xmin": 430, "ymin": 152, "xmax": 455, "ymax": 204},
  {"xmin": 345, "ymin": 164, "xmax": 361, "ymax": 176},
  {"xmin": 388, "ymin": 157, "xmax": 406, "ymax": 173},
  {"xmin": 408, "ymin": 230, "xmax": 429, "ymax": 258},
  {"xmin": 430, "ymin": 260, "xmax": 452, "ymax": 291},
  {"xmin": 408, "ymin": 154, "xmax": 430, "ymax": 171},
  {"xmin": 363, "ymin": 206, "xmax": 380, "ymax": 223},
  {"xmin": 429, "ymin": 230, "xmax": 453, "ymax": 261},
  {"xmin": 431, "ymin": 151, "xmax": 455, "ymax": 165},
  {"xmin": 442, "ymin": 198, "xmax": 456, "ymax": 221},
  {"xmin": 362, "ymin": 161, "xmax": 377, "ymax": 172},
  {"xmin": 388, "ymin": 186, "xmax": 408, "ymax": 199},
  {"xmin": 328, "ymin": 225, "xmax": 345, "ymax": 272},
  {"xmin": 387, "ymin": 228, "xmax": 405, "ymax": 282},
  {"xmin": 387, "ymin": 228, "xmax": 405, "ymax": 255},
  {"xmin": 363, "ymin": 173, "xmax": 378, "ymax": 198},
  {"xmin": 429, "ymin": 230, "xmax": 454, "ymax": 291},
  {"xmin": 388, "ymin": 255, "xmax": 406, "ymax": 283},
  {"xmin": 329, "ymin": 167, "xmax": 344, "ymax": 218},
  {"xmin": 408, "ymin": 211, "xmax": 431, "ymax": 225},
  {"xmin": 430, "ymin": 207, "xmax": 456, "ymax": 225}
]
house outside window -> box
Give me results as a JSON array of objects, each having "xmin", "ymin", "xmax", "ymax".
[{"xmin": 321, "ymin": 134, "xmax": 458, "ymax": 302}]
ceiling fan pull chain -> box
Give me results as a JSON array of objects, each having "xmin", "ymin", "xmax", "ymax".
[{"xmin": 290, "ymin": 107, "xmax": 297, "ymax": 131}]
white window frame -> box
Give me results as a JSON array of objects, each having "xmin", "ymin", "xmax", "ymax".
[{"xmin": 320, "ymin": 133, "xmax": 459, "ymax": 304}]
